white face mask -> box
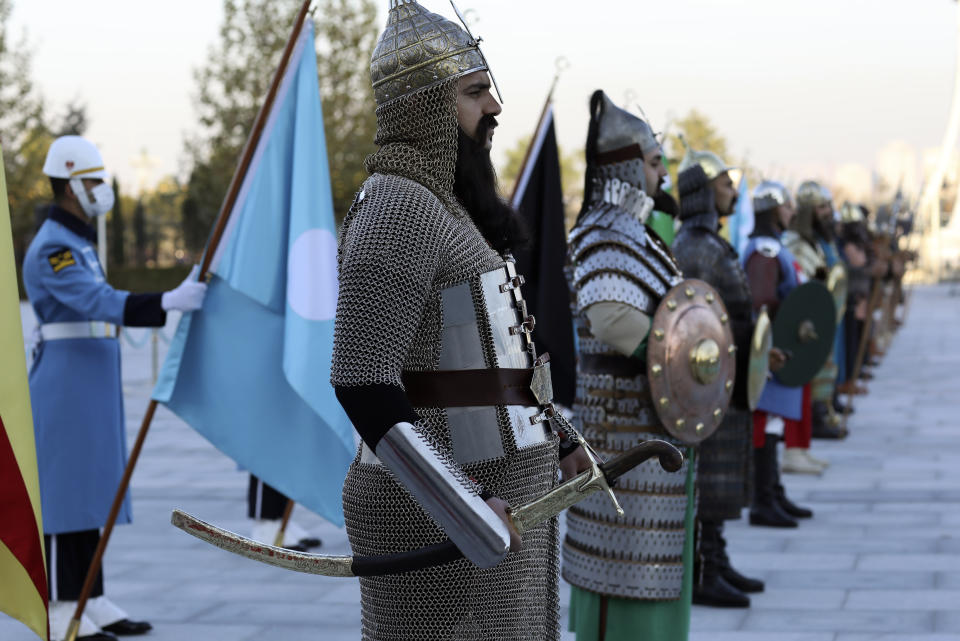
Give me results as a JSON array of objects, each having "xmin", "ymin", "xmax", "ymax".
[{"xmin": 70, "ymin": 178, "xmax": 114, "ymax": 218}]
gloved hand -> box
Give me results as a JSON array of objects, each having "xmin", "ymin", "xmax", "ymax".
[{"xmin": 161, "ymin": 265, "xmax": 207, "ymax": 312}]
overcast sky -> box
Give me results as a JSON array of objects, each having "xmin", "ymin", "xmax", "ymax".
[{"xmin": 9, "ymin": 0, "xmax": 958, "ymax": 194}]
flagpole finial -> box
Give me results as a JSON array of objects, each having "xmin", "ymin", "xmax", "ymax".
[{"xmin": 547, "ymin": 56, "xmax": 569, "ymax": 100}]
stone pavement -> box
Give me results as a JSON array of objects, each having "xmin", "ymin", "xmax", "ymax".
[{"xmin": 3, "ymin": 283, "xmax": 959, "ymax": 641}]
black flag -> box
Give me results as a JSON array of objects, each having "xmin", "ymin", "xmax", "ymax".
[{"xmin": 511, "ymin": 102, "xmax": 576, "ymax": 407}]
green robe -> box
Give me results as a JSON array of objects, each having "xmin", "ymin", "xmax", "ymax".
[
  {"xmin": 647, "ymin": 210, "xmax": 677, "ymax": 246},
  {"xmin": 567, "ymin": 448, "xmax": 695, "ymax": 641}
]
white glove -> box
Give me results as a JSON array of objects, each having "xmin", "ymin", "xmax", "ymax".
[{"xmin": 161, "ymin": 265, "xmax": 207, "ymax": 312}]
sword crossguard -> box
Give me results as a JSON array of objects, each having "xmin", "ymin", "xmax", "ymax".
[{"xmin": 566, "ymin": 424, "xmax": 624, "ymax": 518}]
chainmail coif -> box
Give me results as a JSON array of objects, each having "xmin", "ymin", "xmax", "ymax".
[{"xmin": 365, "ymin": 79, "xmax": 461, "ymax": 211}]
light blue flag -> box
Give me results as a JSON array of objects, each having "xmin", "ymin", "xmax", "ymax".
[
  {"xmin": 728, "ymin": 174, "xmax": 753, "ymax": 256},
  {"xmin": 153, "ymin": 20, "xmax": 354, "ymax": 526}
]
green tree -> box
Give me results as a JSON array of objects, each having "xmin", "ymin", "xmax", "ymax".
[
  {"xmin": 182, "ymin": 0, "xmax": 378, "ymax": 254},
  {"xmin": 133, "ymin": 199, "xmax": 146, "ymax": 267},
  {"xmin": 1, "ymin": 0, "xmax": 47, "ymax": 276},
  {"xmin": 664, "ymin": 109, "xmax": 731, "ymax": 192},
  {"xmin": 667, "ymin": 108, "xmax": 729, "ymax": 162},
  {"xmin": 109, "ymin": 177, "xmax": 126, "ymax": 268}
]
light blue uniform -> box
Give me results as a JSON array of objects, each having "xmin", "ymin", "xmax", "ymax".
[
  {"xmin": 741, "ymin": 235, "xmax": 803, "ymax": 421},
  {"xmin": 22, "ymin": 207, "xmax": 161, "ymax": 534}
]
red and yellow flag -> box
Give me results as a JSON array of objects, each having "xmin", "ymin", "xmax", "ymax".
[{"xmin": 0, "ymin": 145, "xmax": 48, "ymax": 640}]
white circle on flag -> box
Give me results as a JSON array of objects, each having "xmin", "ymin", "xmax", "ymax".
[{"xmin": 287, "ymin": 228, "xmax": 338, "ymax": 321}]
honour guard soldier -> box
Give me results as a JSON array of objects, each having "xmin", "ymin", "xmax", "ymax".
[
  {"xmin": 564, "ymin": 91, "xmax": 697, "ymax": 641},
  {"xmin": 781, "ymin": 180, "xmax": 838, "ymax": 472},
  {"xmin": 741, "ymin": 181, "xmax": 814, "ymax": 527},
  {"xmin": 23, "ymin": 135, "xmax": 207, "ymax": 640},
  {"xmin": 331, "ymin": 2, "xmax": 590, "ymax": 638},
  {"xmin": 673, "ymin": 146, "xmax": 761, "ymax": 607}
]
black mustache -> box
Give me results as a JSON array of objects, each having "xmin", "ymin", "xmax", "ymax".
[{"xmin": 477, "ymin": 114, "xmax": 499, "ymax": 140}]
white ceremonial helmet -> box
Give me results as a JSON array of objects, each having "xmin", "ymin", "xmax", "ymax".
[{"xmin": 43, "ymin": 135, "xmax": 114, "ymax": 217}]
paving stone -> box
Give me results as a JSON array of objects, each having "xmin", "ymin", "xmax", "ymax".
[
  {"xmin": 764, "ymin": 570, "xmax": 935, "ymax": 591},
  {"xmin": 845, "ymin": 590, "xmax": 960, "ymax": 611},
  {"xmin": 743, "ymin": 610, "xmax": 934, "ymax": 633},
  {"xmin": 857, "ymin": 554, "xmax": 960, "ymax": 572}
]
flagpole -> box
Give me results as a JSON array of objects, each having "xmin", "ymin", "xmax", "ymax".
[
  {"xmin": 65, "ymin": 3, "xmax": 314, "ymax": 639},
  {"xmin": 842, "ymin": 278, "xmax": 882, "ymax": 434},
  {"xmin": 508, "ymin": 57, "xmax": 566, "ymax": 206}
]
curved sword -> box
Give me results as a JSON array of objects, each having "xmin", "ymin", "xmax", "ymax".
[{"xmin": 171, "ymin": 439, "xmax": 683, "ymax": 577}]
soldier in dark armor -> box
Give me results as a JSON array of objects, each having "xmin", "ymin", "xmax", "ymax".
[{"xmin": 672, "ymin": 147, "xmax": 762, "ymax": 608}]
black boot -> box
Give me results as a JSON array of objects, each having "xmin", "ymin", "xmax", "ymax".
[
  {"xmin": 693, "ymin": 520, "xmax": 750, "ymax": 607},
  {"xmin": 776, "ymin": 482, "xmax": 813, "ymax": 518},
  {"xmin": 812, "ymin": 401, "xmax": 846, "ymax": 439},
  {"xmin": 715, "ymin": 522, "xmax": 764, "ymax": 593},
  {"xmin": 750, "ymin": 437, "xmax": 798, "ymax": 528}
]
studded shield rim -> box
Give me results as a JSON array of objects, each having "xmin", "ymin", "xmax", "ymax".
[
  {"xmin": 747, "ymin": 307, "xmax": 772, "ymax": 410},
  {"xmin": 646, "ymin": 279, "xmax": 735, "ymax": 444}
]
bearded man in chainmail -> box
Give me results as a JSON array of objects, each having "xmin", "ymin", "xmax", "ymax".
[
  {"xmin": 780, "ymin": 181, "xmax": 840, "ymax": 475},
  {"xmin": 564, "ymin": 90, "xmax": 696, "ymax": 641},
  {"xmin": 672, "ymin": 147, "xmax": 761, "ymax": 608},
  {"xmin": 331, "ymin": 2, "xmax": 589, "ymax": 639}
]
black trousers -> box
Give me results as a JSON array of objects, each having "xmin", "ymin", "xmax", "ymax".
[
  {"xmin": 247, "ymin": 475, "xmax": 289, "ymax": 520},
  {"xmin": 44, "ymin": 530, "xmax": 104, "ymax": 601}
]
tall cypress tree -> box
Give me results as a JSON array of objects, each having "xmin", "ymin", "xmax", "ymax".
[{"xmin": 109, "ymin": 177, "xmax": 125, "ymax": 268}]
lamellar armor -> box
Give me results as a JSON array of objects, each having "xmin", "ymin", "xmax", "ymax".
[
  {"xmin": 563, "ymin": 91, "xmax": 693, "ymax": 600},
  {"xmin": 673, "ymin": 156, "xmax": 753, "ymax": 521},
  {"xmin": 332, "ymin": 2, "xmax": 559, "ymax": 639}
]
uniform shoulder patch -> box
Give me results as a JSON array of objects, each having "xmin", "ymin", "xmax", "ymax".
[
  {"xmin": 48, "ymin": 248, "xmax": 77, "ymax": 273},
  {"xmin": 756, "ymin": 237, "xmax": 781, "ymax": 258}
]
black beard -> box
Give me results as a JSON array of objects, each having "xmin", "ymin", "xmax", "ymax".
[
  {"xmin": 814, "ymin": 215, "xmax": 835, "ymax": 240},
  {"xmin": 453, "ymin": 121, "xmax": 527, "ymax": 254},
  {"xmin": 652, "ymin": 188, "xmax": 679, "ymax": 218}
]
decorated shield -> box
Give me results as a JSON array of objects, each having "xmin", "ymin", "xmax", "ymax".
[
  {"xmin": 772, "ymin": 281, "xmax": 837, "ymax": 387},
  {"xmin": 826, "ymin": 263, "xmax": 848, "ymax": 323},
  {"xmin": 747, "ymin": 306, "xmax": 773, "ymax": 411},
  {"xmin": 647, "ymin": 279, "xmax": 736, "ymax": 444}
]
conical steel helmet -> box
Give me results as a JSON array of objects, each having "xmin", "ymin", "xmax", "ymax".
[{"xmin": 371, "ymin": 0, "xmax": 494, "ymax": 106}]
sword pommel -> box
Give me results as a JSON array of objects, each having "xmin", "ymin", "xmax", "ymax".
[{"xmin": 600, "ymin": 439, "xmax": 684, "ymax": 482}]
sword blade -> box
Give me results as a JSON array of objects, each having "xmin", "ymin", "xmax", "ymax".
[{"xmin": 170, "ymin": 439, "xmax": 684, "ymax": 577}]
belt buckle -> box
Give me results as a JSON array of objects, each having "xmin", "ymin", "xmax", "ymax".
[{"xmin": 530, "ymin": 360, "xmax": 553, "ymax": 406}]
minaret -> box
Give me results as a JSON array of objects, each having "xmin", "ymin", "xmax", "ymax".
[{"xmin": 918, "ymin": 0, "xmax": 960, "ymax": 281}]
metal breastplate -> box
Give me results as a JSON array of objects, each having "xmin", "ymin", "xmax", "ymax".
[{"xmin": 361, "ymin": 262, "xmax": 549, "ymax": 467}]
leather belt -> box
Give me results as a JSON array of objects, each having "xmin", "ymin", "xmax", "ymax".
[
  {"xmin": 402, "ymin": 368, "xmax": 538, "ymax": 408},
  {"xmin": 39, "ymin": 321, "xmax": 116, "ymax": 340},
  {"xmin": 578, "ymin": 353, "xmax": 644, "ymax": 378}
]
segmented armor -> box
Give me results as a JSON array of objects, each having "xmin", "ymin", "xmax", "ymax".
[
  {"xmin": 564, "ymin": 174, "xmax": 691, "ymax": 600},
  {"xmin": 782, "ymin": 229, "xmax": 827, "ymax": 280},
  {"xmin": 331, "ymin": 3, "xmax": 559, "ymax": 638},
  {"xmin": 672, "ymin": 205, "xmax": 754, "ymax": 521}
]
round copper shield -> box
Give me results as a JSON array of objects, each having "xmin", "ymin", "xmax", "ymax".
[
  {"xmin": 646, "ymin": 279, "xmax": 736, "ymax": 444},
  {"xmin": 826, "ymin": 264, "xmax": 848, "ymax": 323},
  {"xmin": 747, "ymin": 307, "xmax": 773, "ymax": 411}
]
